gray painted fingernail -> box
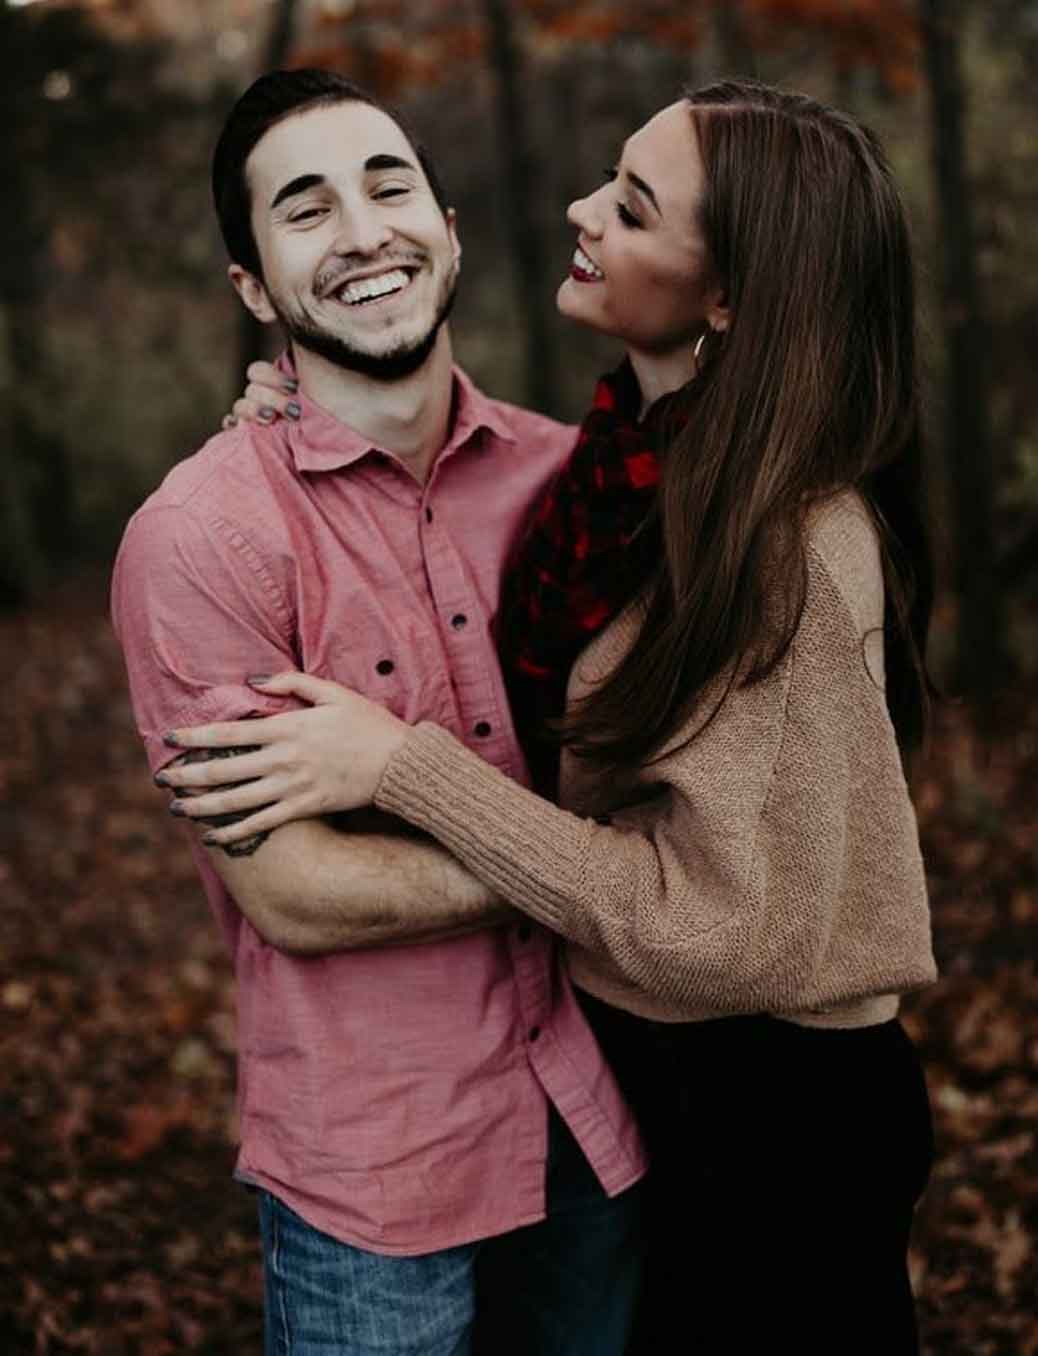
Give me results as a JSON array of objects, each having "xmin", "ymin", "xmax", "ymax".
[
  {"xmin": 286, "ymin": 401, "xmax": 302, "ymax": 420},
  {"xmin": 259, "ymin": 406, "xmax": 276, "ymax": 422}
]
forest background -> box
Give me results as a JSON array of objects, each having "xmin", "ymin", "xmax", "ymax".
[{"xmin": 2, "ymin": 0, "xmax": 1036, "ymax": 1351}]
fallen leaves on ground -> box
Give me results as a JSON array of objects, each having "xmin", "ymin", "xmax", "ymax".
[{"xmin": 2, "ymin": 575, "xmax": 1036, "ymax": 1352}]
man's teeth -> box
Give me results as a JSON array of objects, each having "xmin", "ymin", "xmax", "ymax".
[
  {"xmin": 573, "ymin": 247, "xmax": 603, "ymax": 279},
  {"xmin": 337, "ymin": 268, "xmax": 411, "ymax": 305}
]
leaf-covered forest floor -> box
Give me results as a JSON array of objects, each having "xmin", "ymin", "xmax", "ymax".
[{"xmin": 2, "ymin": 575, "xmax": 1036, "ymax": 1354}]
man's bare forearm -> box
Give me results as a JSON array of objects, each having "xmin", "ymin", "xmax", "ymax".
[
  {"xmin": 165, "ymin": 749, "xmax": 516, "ymax": 953},
  {"xmin": 205, "ymin": 814, "xmax": 515, "ymax": 954}
]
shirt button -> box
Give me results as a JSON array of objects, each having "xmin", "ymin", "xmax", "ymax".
[
  {"xmin": 528, "ymin": 1026, "xmax": 541, "ymax": 1043},
  {"xmin": 450, "ymin": 613, "xmax": 468, "ymax": 630},
  {"xmin": 375, "ymin": 659, "xmax": 394, "ymax": 676},
  {"xmin": 517, "ymin": 924, "xmax": 532, "ymax": 943},
  {"xmin": 474, "ymin": 721, "xmax": 492, "ymax": 737}
]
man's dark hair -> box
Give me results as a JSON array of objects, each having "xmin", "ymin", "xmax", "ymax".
[{"xmin": 211, "ymin": 68, "xmax": 450, "ymax": 278}]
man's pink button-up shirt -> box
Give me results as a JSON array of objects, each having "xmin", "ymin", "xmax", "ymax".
[{"xmin": 111, "ymin": 368, "xmax": 646, "ymax": 1255}]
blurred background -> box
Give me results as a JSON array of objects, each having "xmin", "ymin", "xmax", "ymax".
[{"xmin": 1, "ymin": 0, "xmax": 1036, "ymax": 1351}]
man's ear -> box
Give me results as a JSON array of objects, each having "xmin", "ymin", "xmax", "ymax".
[
  {"xmin": 445, "ymin": 207, "xmax": 462, "ymax": 271},
  {"xmin": 228, "ymin": 264, "xmax": 277, "ymax": 324}
]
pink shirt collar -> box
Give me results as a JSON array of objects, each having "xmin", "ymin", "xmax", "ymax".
[{"xmin": 279, "ymin": 358, "xmax": 518, "ymax": 476}]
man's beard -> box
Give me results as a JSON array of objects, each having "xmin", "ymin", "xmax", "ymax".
[{"xmin": 274, "ymin": 271, "xmax": 458, "ymax": 383}]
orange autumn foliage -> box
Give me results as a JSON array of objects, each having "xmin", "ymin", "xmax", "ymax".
[
  {"xmin": 293, "ymin": 0, "xmax": 920, "ymax": 99},
  {"xmin": 745, "ymin": 0, "xmax": 920, "ymax": 91}
]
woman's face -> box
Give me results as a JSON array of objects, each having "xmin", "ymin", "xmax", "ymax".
[{"xmin": 557, "ymin": 101, "xmax": 725, "ymax": 359}]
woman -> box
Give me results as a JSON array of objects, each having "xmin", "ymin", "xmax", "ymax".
[{"xmin": 165, "ymin": 81, "xmax": 937, "ymax": 1352}]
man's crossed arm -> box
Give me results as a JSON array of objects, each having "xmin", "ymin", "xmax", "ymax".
[{"xmin": 168, "ymin": 748, "xmax": 516, "ymax": 954}]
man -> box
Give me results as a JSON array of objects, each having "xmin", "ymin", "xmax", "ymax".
[{"xmin": 112, "ymin": 70, "xmax": 644, "ymax": 1356}]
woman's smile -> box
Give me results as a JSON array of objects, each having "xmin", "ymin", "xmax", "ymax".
[{"xmin": 570, "ymin": 245, "xmax": 604, "ymax": 282}]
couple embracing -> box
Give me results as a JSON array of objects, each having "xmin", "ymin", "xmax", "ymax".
[{"xmin": 114, "ymin": 67, "xmax": 936, "ymax": 1356}]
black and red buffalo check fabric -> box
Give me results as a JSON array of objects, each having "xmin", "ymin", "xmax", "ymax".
[{"xmin": 498, "ymin": 358, "xmax": 694, "ymax": 793}]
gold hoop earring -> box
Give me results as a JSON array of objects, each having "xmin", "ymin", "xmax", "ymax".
[{"xmin": 693, "ymin": 327, "xmax": 712, "ymax": 368}]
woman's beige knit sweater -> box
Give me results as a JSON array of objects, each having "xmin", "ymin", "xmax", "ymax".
[{"xmin": 375, "ymin": 492, "xmax": 937, "ymax": 1029}]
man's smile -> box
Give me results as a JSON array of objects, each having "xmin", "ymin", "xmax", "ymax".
[
  {"xmin": 317, "ymin": 259, "xmax": 425, "ymax": 310},
  {"xmin": 333, "ymin": 267, "xmax": 417, "ymax": 307}
]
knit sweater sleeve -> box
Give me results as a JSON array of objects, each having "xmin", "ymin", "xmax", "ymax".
[{"xmin": 375, "ymin": 538, "xmax": 926, "ymax": 1014}]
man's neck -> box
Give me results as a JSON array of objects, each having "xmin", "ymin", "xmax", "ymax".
[{"xmin": 293, "ymin": 330, "xmax": 456, "ymax": 484}]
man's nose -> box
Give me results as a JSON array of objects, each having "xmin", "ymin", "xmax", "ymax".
[{"xmin": 332, "ymin": 202, "xmax": 394, "ymax": 256}]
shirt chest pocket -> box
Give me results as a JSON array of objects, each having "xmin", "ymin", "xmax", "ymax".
[{"xmin": 302, "ymin": 588, "xmax": 457, "ymax": 728}]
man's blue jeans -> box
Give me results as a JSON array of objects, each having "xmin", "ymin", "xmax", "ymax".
[{"xmin": 257, "ymin": 1107, "xmax": 644, "ymax": 1355}]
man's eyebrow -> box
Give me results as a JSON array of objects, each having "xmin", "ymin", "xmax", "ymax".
[
  {"xmin": 269, "ymin": 156, "xmax": 417, "ymax": 211},
  {"xmin": 626, "ymin": 170, "xmax": 662, "ymax": 218},
  {"xmin": 364, "ymin": 153, "xmax": 418, "ymax": 174},
  {"xmin": 270, "ymin": 173, "xmax": 325, "ymax": 210}
]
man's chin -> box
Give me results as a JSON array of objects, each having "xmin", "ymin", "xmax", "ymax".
[
  {"xmin": 291, "ymin": 328, "xmax": 441, "ymax": 382},
  {"xmin": 280, "ymin": 279, "xmax": 457, "ymax": 384}
]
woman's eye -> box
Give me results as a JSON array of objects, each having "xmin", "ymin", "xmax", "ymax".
[
  {"xmin": 288, "ymin": 207, "xmax": 325, "ymax": 223},
  {"xmin": 602, "ymin": 168, "xmax": 640, "ymax": 227},
  {"xmin": 374, "ymin": 185, "xmax": 410, "ymax": 200}
]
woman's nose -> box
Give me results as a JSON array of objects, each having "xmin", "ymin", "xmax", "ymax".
[{"xmin": 567, "ymin": 189, "xmax": 604, "ymax": 238}]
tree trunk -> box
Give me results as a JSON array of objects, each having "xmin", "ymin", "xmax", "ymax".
[
  {"xmin": 266, "ymin": 0, "xmax": 301, "ymax": 69},
  {"xmin": 234, "ymin": 0, "xmax": 302, "ymax": 386},
  {"xmin": 712, "ymin": 0, "xmax": 756, "ymax": 78},
  {"xmin": 481, "ymin": 0, "xmax": 560, "ymax": 414},
  {"xmin": 0, "ymin": 309, "xmax": 44, "ymax": 608},
  {"xmin": 919, "ymin": 0, "xmax": 1005, "ymax": 710},
  {"xmin": 0, "ymin": 7, "xmax": 68, "ymax": 606}
]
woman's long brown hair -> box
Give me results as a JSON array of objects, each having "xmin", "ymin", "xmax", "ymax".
[{"xmin": 560, "ymin": 80, "xmax": 935, "ymax": 768}]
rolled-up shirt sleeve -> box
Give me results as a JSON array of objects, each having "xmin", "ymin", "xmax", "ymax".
[{"xmin": 111, "ymin": 505, "xmax": 301, "ymax": 774}]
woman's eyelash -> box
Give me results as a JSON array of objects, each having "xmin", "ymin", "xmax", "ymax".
[{"xmin": 602, "ymin": 167, "xmax": 641, "ymax": 227}]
